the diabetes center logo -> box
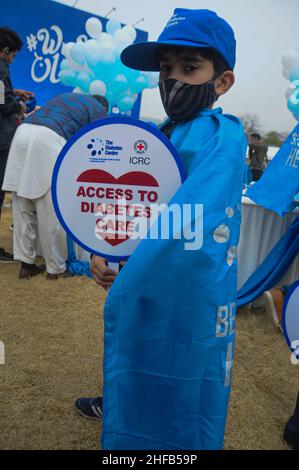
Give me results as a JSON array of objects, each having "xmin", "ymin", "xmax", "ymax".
[
  {"xmin": 134, "ymin": 140, "xmax": 148, "ymax": 154},
  {"xmin": 87, "ymin": 138, "xmax": 105, "ymax": 157}
]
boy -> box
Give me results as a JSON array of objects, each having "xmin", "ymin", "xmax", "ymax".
[{"xmin": 77, "ymin": 9, "xmax": 247, "ymax": 450}]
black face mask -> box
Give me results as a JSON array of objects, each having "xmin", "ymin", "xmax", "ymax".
[{"xmin": 159, "ymin": 78, "xmax": 218, "ymax": 123}]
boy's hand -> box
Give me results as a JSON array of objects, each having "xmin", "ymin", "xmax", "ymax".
[{"xmin": 90, "ymin": 255, "xmax": 118, "ymax": 289}]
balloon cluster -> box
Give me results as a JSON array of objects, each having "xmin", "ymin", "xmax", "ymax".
[
  {"xmin": 282, "ymin": 47, "xmax": 299, "ymax": 121},
  {"xmin": 58, "ymin": 17, "xmax": 159, "ymax": 113}
]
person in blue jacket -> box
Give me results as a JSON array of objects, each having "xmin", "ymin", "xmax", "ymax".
[
  {"xmin": 2, "ymin": 93, "xmax": 108, "ymax": 279},
  {"xmin": 76, "ymin": 9, "xmax": 247, "ymax": 450}
]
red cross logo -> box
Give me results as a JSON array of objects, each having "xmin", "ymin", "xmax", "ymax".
[
  {"xmin": 134, "ymin": 140, "xmax": 148, "ymax": 154},
  {"xmin": 137, "ymin": 142, "xmax": 145, "ymax": 151}
]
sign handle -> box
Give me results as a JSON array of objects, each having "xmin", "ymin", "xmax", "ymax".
[
  {"xmin": 108, "ymin": 261, "xmax": 119, "ymax": 273},
  {"xmin": 106, "ymin": 262, "xmax": 119, "ymax": 294}
]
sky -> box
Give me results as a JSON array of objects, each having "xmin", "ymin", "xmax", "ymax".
[{"xmin": 56, "ymin": 0, "xmax": 299, "ymax": 134}]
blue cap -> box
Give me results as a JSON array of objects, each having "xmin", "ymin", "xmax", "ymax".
[{"xmin": 121, "ymin": 9, "xmax": 236, "ymax": 71}]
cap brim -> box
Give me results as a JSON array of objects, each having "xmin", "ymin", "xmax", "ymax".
[{"xmin": 121, "ymin": 40, "xmax": 211, "ymax": 71}]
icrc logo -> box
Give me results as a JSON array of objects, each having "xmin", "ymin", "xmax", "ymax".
[{"xmin": 134, "ymin": 140, "xmax": 148, "ymax": 154}]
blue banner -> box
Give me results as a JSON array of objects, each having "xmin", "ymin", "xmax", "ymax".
[
  {"xmin": 246, "ymin": 124, "xmax": 299, "ymax": 217},
  {"xmin": 1, "ymin": 0, "xmax": 147, "ymax": 116}
]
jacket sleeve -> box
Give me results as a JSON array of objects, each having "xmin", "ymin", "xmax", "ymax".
[
  {"xmin": 0, "ymin": 66, "xmax": 21, "ymax": 116},
  {"xmin": 0, "ymin": 89, "xmax": 21, "ymax": 116}
]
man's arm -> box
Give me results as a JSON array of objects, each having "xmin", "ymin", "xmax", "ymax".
[
  {"xmin": 0, "ymin": 68, "xmax": 23, "ymax": 116},
  {"xmin": 0, "ymin": 88, "xmax": 24, "ymax": 115},
  {"xmin": 14, "ymin": 89, "xmax": 35, "ymax": 100},
  {"xmin": 248, "ymin": 144, "xmax": 255, "ymax": 160}
]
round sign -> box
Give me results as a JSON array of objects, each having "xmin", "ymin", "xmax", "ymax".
[
  {"xmin": 52, "ymin": 117, "xmax": 185, "ymax": 262},
  {"xmin": 282, "ymin": 280, "xmax": 299, "ymax": 360}
]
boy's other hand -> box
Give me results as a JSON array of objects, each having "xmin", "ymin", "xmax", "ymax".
[{"xmin": 90, "ymin": 255, "xmax": 118, "ymax": 289}]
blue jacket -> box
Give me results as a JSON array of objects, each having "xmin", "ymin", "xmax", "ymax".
[{"xmin": 25, "ymin": 93, "xmax": 107, "ymax": 140}]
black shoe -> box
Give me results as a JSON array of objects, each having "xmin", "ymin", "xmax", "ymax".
[
  {"xmin": 0, "ymin": 248, "xmax": 15, "ymax": 263},
  {"xmin": 284, "ymin": 393, "xmax": 299, "ymax": 450},
  {"xmin": 19, "ymin": 263, "xmax": 46, "ymax": 280},
  {"xmin": 284, "ymin": 420, "xmax": 299, "ymax": 450},
  {"xmin": 75, "ymin": 396, "xmax": 102, "ymax": 420}
]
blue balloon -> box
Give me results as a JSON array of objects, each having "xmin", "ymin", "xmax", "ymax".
[
  {"xmin": 129, "ymin": 75, "xmax": 147, "ymax": 94},
  {"xmin": 77, "ymin": 72, "xmax": 92, "ymax": 92},
  {"xmin": 106, "ymin": 89, "xmax": 119, "ymax": 108},
  {"xmin": 117, "ymin": 95, "xmax": 135, "ymax": 112},
  {"xmin": 60, "ymin": 59, "xmax": 69, "ymax": 70},
  {"xmin": 70, "ymin": 43, "xmax": 86, "ymax": 65},
  {"xmin": 106, "ymin": 19, "xmax": 122, "ymax": 36},
  {"xmin": 287, "ymin": 90, "xmax": 299, "ymax": 114},
  {"xmin": 110, "ymin": 74, "xmax": 129, "ymax": 94},
  {"xmin": 144, "ymin": 72, "xmax": 159, "ymax": 89},
  {"xmin": 113, "ymin": 59, "xmax": 139, "ymax": 81},
  {"xmin": 293, "ymin": 111, "xmax": 299, "ymax": 121},
  {"xmin": 90, "ymin": 61, "xmax": 116, "ymax": 83},
  {"xmin": 59, "ymin": 69, "xmax": 78, "ymax": 87},
  {"xmin": 289, "ymin": 68, "xmax": 299, "ymax": 82}
]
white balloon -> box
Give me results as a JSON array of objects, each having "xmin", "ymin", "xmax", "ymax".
[
  {"xmin": 122, "ymin": 25, "xmax": 137, "ymax": 43},
  {"xmin": 86, "ymin": 17, "xmax": 103, "ymax": 39},
  {"xmin": 282, "ymin": 50, "xmax": 299, "ymax": 71},
  {"xmin": 99, "ymin": 32, "xmax": 115, "ymax": 46},
  {"xmin": 114, "ymin": 28, "xmax": 132, "ymax": 47},
  {"xmin": 282, "ymin": 67, "xmax": 290, "ymax": 80},
  {"xmin": 86, "ymin": 40, "xmax": 102, "ymax": 67},
  {"xmin": 61, "ymin": 44, "xmax": 85, "ymax": 72},
  {"xmin": 86, "ymin": 39, "xmax": 99, "ymax": 50},
  {"xmin": 89, "ymin": 80, "xmax": 107, "ymax": 96},
  {"xmin": 73, "ymin": 87, "xmax": 85, "ymax": 94},
  {"xmin": 62, "ymin": 42, "xmax": 75, "ymax": 60},
  {"xmin": 98, "ymin": 44, "xmax": 116, "ymax": 64}
]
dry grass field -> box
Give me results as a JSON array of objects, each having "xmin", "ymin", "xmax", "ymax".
[{"xmin": 0, "ymin": 197, "xmax": 297, "ymax": 450}]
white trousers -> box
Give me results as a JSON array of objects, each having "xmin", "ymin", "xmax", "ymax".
[{"xmin": 12, "ymin": 190, "xmax": 67, "ymax": 274}]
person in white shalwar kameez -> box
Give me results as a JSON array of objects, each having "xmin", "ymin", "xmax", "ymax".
[{"xmin": 2, "ymin": 93, "xmax": 108, "ymax": 279}]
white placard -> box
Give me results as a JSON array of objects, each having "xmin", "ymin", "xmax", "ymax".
[{"xmin": 52, "ymin": 117, "xmax": 185, "ymax": 261}]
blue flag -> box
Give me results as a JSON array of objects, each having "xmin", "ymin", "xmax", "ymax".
[
  {"xmin": 101, "ymin": 108, "xmax": 247, "ymax": 450},
  {"xmin": 237, "ymin": 217, "xmax": 299, "ymax": 306},
  {"xmin": 246, "ymin": 124, "xmax": 299, "ymax": 217}
]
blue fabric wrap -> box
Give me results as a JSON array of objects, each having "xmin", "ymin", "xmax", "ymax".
[
  {"xmin": 101, "ymin": 108, "xmax": 247, "ymax": 450},
  {"xmin": 66, "ymin": 235, "xmax": 92, "ymax": 278},
  {"xmin": 237, "ymin": 216, "xmax": 299, "ymax": 306},
  {"xmin": 245, "ymin": 124, "xmax": 299, "ymax": 217},
  {"xmin": 25, "ymin": 93, "xmax": 107, "ymax": 141}
]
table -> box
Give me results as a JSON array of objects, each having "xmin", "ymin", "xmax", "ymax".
[{"xmin": 237, "ymin": 196, "xmax": 299, "ymax": 290}]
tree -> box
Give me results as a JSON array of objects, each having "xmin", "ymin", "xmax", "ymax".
[
  {"xmin": 239, "ymin": 113, "xmax": 261, "ymax": 135},
  {"xmin": 264, "ymin": 131, "xmax": 283, "ymax": 148}
]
